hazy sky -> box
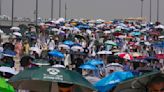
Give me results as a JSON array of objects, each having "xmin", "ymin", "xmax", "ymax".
[{"xmin": 1, "ymin": 0, "xmax": 164, "ymax": 22}]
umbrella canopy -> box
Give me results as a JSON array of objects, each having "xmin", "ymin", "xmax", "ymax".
[
  {"xmin": 97, "ymin": 51, "xmax": 112, "ymax": 55},
  {"xmin": 52, "ymin": 64, "xmax": 65, "ymax": 68},
  {"xmin": 48, "ymin": 50, "xmax": 64, "ymax": 58},
  {"xmin": 58, "ymin": 44, "xmax": 70, "ymax": 50},
  {"xmin": 114, "ymin": 71, "xmax": 161, "ymax": 92},
  {"xmin": 3, "ymin": 50, "xmax": 16, "ymax": 57},
  {"xmin": 32, "ymin": 59, "xmax": 50, "ymax": 66},
  {"xmin": 13, "ymin": 32, "xmax": 22, "ymax": 37},
  {"xmin": 79, "ymin": 64, "xmax": 98, "ymax": 70},
  {"xmin": 9, "ymin": 66, "xmax": 96, "ymax": 92},
  {"xmin": 71, "ymin": 46, "xmax": 84, "ymax": 52},
  {"xmin": 118, "ymin": 53, "xmax": 134, "ymax": 60},
  {"xmin": 85, "ymin": 76, "xmax": 101, "ymax": 84},
  {"xmin": 63, "ymin": 40, "xmax": 74, "ymax": 47},
  {"xmin": 0, "ymin": 77, "xmax": 15, "ymax": 92},
  {"xmin": 131, "ymin": 52, "xmax": 142, "ymax": 57},
  {"xmin": 29, "ymin": 47, "xmax": 41, "ymax": 55},
  {"xmin": 0, "ymin": 66, "xmax": 18, "ymax": 75},
  {"xmin": 10, "ymin": 27, "xmax": 20, "ymax": 31},
  {"xmin": 85, "ymin": 59, "xmax": 104, "ymax": 65},
  {"xmin": 0, "ymin": 29, "xmax": 4, "ymax": 34},
  {"xmin": 94, "ymin": 71, "xmax": 134, "ymax": 92},
  {"xmin": 155, "ymin": 25, "xmax": 164, "ymax": 29},
  {"xmin": 105, "ymin": 40, "xmax": 117, "ymax": 46},
  {"xmin": 105, "ymin": 63, "xmax": 124, "ymax": 72}
]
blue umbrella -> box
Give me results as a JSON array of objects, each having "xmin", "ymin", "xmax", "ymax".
[
  {"xmin": 131, "ymin": 32, "xmax": 141, "ymax": 36},
  {"xmin": 63, "ymin": 40, "xmax": 74, "ymax": 47},
  {"xmin": 48, "ymin": 50, "xmax": 64, "ymax": 58},
  {"xmin": 3, "ymin": 50, "xmax": 16, "ymax": 57},
  {"xmin": 94, "ymin": 71, "xmax": 134, "ymax": 92},
  {"xmin": 79, "ymin": 64, "xmax": 98, "ymax": 70},
  {"xmin": 86, "ymin": 59, "xmax": 104, "ymax": 65}
]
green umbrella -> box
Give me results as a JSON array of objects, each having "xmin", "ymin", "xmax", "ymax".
[
  {"xmin": 9, "ymin": 66, "xmax": 96, "ymax": 92},
  {"xmin": 114, "ymin": 71, "xmax": 161, "ymax": 92},
  {"xmin": 105, "ymin": 40, "xmax": 117, "ymax": 46},
  {"xmin": 0, "ymin": 77, "xmax": 15, "ymax": 92}
]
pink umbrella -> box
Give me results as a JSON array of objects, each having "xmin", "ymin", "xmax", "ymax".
[{"xmin": 118, "ymin": 53, "xmax": 134, "ymax": 60}]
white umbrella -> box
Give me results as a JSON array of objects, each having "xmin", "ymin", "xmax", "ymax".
[
  {"xmin": 71, "ymin": 46, "xmax": 84, "ymax": 52},
  {"xmin": 10, "ymin": 27, "xmax": 20, "ymax": 31},
  {"xmin": 103, "ymin": 30, "xmax": 111, "ymax": 34},
  {"xmin": 105, "ymin": 63, "xmax": 123, "ymax": 72},
  {"xmin": 30, "ymin": 47, "xmax": 41, "ymax": 55},
  {"xmin": 155, "ymin": 25, "xmax": 164, "ymax": 29},
  {"xmin": 58, "ymin": 44, "xmax": 70, "ymax": 50},
  {"xmin": 13, "ymin": 32, "xmax": 22, "ymax": 37},
  {"xmin": 0, "ymin": 29, "xmax": 4, "ymax": 34},
  {"xmin": 52, "ymin": 64, "xmax": 65, "ymax": 68},
  {"xmin": 158, "ymin": 36, "xmax": 164, "ymax": 39},
  {"xmin": 97, "ymin": 50, "xmax": 112, "ymax": 55},
  {"xmin": 51, "ymin": 28, "xmax": 60, "ymax": 32},
  {"xmin": 0, "ymin": 66, "xmax": 18, "ymax": 75},
  {"xmin": 144, "ymin": 42, "xmax": 151, "ymax": 46},
  {"xmin": 85, "ymin": 76, "xmax": 101, "ymax": 84}
]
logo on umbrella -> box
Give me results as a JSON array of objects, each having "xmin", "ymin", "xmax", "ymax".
[{"xmin": 47, "ymin": 68, "xmax": 60, "ymax": 75}]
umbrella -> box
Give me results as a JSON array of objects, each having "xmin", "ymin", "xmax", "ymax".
[
  {"xmin": 3, "ymin": 50, "xmax": 16, "ymax": 57},
  {"xmin": 105, "ymin": 63, "xmax": 124, "ymax": 72},
  {"xmin": 97, "ymin": 51, "xmax": 112, "ymax": 55},
  {"xmin": 131, "ymin": 52, "xmax": 142, "ymax": 57},
  {"xmin": 75, "ymin": 35, "xmax": 85, "ymax": 40},
  {"xmin": 29, "ymin": 47, "xmax": 41, "ymax": 55},
  {"xmin": 10, "ymin": 27, "xmax": 20, "ymax": 31},
  {"xmin": 0, "ymin": 77, "xmax": 15, "ymax": 92},
  {"xmin": 52, "ymin": 64, "xmax": 65, "ymax": 68},
  {"xmin": 118, "ymin": 53, "xmax": 133, "ymax": 60},
  {"xmin": 94, "ymin": 71, "xmax": 134, "ymax": 92},
  {"xmin": 9, "ymin": 66, "xmax": 96, "ymax": 92},
  {"xmin": 63, "ymin": 40, "xmax": 74, "ymax": 47},
  {"xmin": 48, "ymin": 50, "xmax": 64, "ymax": 58},
  {"xmin": 71, "ymin": 46, "xmax": 84, "ymax": 52},
  {"xmin": 51, "ymin": 28, "xmax": 60, "ymax": 32},
  {"xmin": 32, "ymin": 59, "xmax": 50, "ymax": 66},
  {"xmin": 79, "ymin": 64, "xmax": 98, "ymax": 70},
  {"xmin": 158, "ymin": 35, "xmax": 164, "ymax": 39},
  {"xmin": 13, "ymin": 32, "xmax": 22, "ymax": 37},
  {"xmin": 130, "ymin": 32, "xmax": 141, "ymax": 36},
  {"xmin": 58, "ymin": 44, "xmax": 70, "ymax": 50},
  {"xmin": 85, "ymin": 76, "xmax": 101, "ymax": 84},
  {"xmin": 155, "ymin": 25, "xmax": 164, "ymax": 29},
  {"xmin": 105, "ymin": 40, "xmax": 117, "ymax": 46},
  {"xmin": 114, "ymin": 71, "xmax": 161, "ymax": 92},
  {"xmin": 0, "ymin": 66, "xmax": 18, "ymax": 75},
  {"xmin": 85, "ymin": 59, "xmax": 104, "ymax": 65},
  {"xmin": 0, "ymin": 29, "xmax": 4, "ymax": 34}
]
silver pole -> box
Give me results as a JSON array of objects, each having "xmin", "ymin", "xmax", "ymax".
[
  {"xmin": 0, "ymin": 0, "xmax": 2, "ymax": 15},
  {"xmin": 65, "ymin": 3, "xmax": 67, "ymax": 19},
  {"xmin": 157, "ymin": 0, "xmax": 159, "ymax": 21},
  {"xmin": 11, "ymin": 0, "xmax": 14, "ymax": 26},
  {"xmin": 140, "ymin": 0, "xmax": 144, "ymax": 18},
  {"xmin": 51, "ymin": 0, "xmax": 54, "ymax": 20},
  {"xmin": 36, "ymin": 0, "xmax": 38, "ymax": 33},
  {"xmin": 59, "ymin": 0, "xmax": 61, "ymax": 18},
  {"xmin": 149, "ymin": 0, "xmax": 152, "ymax": 22}
]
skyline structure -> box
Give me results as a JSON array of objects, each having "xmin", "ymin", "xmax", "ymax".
[{"xmin": 0, "ymin": 0, "xmax": 163, "ymax": 22}]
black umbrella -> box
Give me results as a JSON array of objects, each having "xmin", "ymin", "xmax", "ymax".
[{"xmin": 114, "ymin": 71, "xmax": 162, "ymax": 92}]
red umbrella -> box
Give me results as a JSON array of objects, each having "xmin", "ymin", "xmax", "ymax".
[
  {"xmin": 118, "ymin": 53, "xmax": 134, "ymax": 60},
  {"xmin": 113, "ymin": 32, "xmax": 123, "ymax": 36}
]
